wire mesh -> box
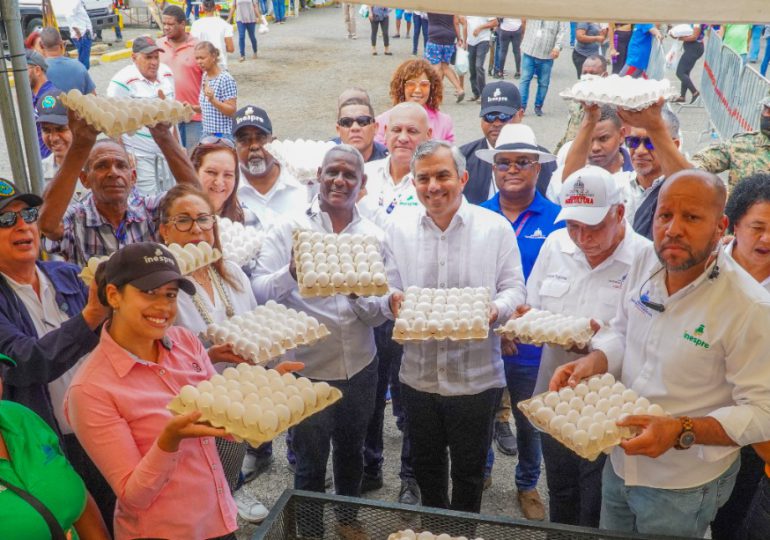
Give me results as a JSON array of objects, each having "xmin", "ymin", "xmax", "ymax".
[{"xmin": 252, "ymin": 490, "xmax": 690, "ymax": 540}]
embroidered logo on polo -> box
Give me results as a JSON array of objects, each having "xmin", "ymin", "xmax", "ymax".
[
  {"xmin": 683, "ymin": 324, "xmax": 710, "ymax": 349},
  {"xmin": 42, "ymin": 95, "xmax": 57, "ymax": 109},
  {"xmin": 608, "ymin": 274, "xmax": 627, "ymax": 289},
  {"xmin": 524, "ymin": 228, "xmax": 546, "ymax": 240},
  {"xmin": 0, "ymin": 180, "xmax": 15, "ymax": 197},
  {"xmin": 563, "ymin": 179, "xmax": 594, "ymax": 205}
]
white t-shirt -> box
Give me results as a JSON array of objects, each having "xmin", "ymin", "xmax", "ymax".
[
  {"xmin": 191, "ymin": 15, "xmax": 234, "ymax": 68},
  {"xmin": 466, "ymin": 16, "xmax": 496, "ymax": 46},
  {"xmin": 500, "ymin": 18, "xmax": 522, "ymax": 32}
]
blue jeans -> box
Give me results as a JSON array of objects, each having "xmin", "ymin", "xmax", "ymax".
[
  {"xmin": 519, "ymin": 54, "xmax": 553, "ymax": 110},
  {"xmin": 750, "ymin": 24, "xmax": 764, "ymax": 62},
  {"xmin": 504, "ymin": 361, "xmax": 541, "ymax": 491},
  {"xmin": 412, "ymin": 16, "xmax": 428, "ymax": 54},
  {"xmin": 237, "ymin": 21, "xmax": 257, "ymax": 57},
  {"xmin": 178, "ymin": 120, "xmax": 202, "ymax": 153},
  {"xmin": 272, "ymin": 0, "xmax": 286, "ymax": 21},
  {"xmin": 72, "ymin": 31, "xmax": 92, "ymax": 70},
  {"xmin": 761, "ymin": 37, "xmax": 770, "ymax": 77},
  {"xmin": 600, "ymin": 457, "xmax": 739, "ymax": 536},
  {"xmin": 743, "ymin": 475, "xmax": 770, "ymax": 540}
]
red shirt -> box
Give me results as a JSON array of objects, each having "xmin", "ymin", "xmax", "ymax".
[{"xmin": 158, "ymin": 34, "xmax": 203, "ymax": 121}]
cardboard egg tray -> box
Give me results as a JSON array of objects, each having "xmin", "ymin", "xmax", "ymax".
[
  {"xmin": 392, "ymin": 286, "xmax": 490, "ymax": 343},
  {"xmin": 167, "ymin": 363, "xmax": 342, "ymax": 446},
  {"xmin": 79, "ymin": 254, "xmax": 111, "ymax": 286},
  {"xmin": 264, "ymin": 139, "xmax": 337, "ymax": 185},
  {"xmin": 495, "ymin": 308, "xmax": 594, "ymax": 348},
  {"xmin": 388, "ymin": 530, "xmax": 483, "ymax": 540},
  {"xmin": 60, "ymin": 89, "xmax": 194, "ymax": 139},
  {"xmin": 292, "ymin": 229, "xmax": 389, "ymax": 298},
  {"xmin": 204, "ymin": 300, "xmax": 330, "ymax": 364},
  {"xmin": 218, "ymin": 216, "xmax": 263, "ymax": 267},
  {"xmin": 518, "ymin": 374, "xmax": 668, "ymax": 461},
  {"xmin": 559, "ymin": 74, "xmax": 678, "ymax": 111}
]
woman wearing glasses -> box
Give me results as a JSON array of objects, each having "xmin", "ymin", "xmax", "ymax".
[
  {"xmin": 194, "ymin": 41, "xmax": 238, "ymax": 141},
  {"xmin": 374, "ymin": 58, "xmax": 455, "ymax": 144}
]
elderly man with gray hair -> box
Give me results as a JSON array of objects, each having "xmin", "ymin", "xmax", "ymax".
[{"xmin": 380, "ymin": 140, "xmax": 526, "ymax": 518}]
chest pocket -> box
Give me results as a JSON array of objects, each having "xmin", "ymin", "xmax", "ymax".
[
  {"xmin": 596, "ymin": 287, "xmax": 623, "ymax": 322},
  {"xmin": 538, "ymin": 278, "xmax": 570, "ymax": 313}
]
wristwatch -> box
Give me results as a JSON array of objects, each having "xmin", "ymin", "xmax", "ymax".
[{"xmin": 674, "ymin": 416, "xmax": 696, "ymax": 450}]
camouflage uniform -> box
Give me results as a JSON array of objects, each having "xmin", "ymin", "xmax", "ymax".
[
  {"xmin": 691, "ymin": 131, "xmax": 770, "ymax": 188},
  {"xmin": 554, "ymin": 101, "xmax": 584, "ymax": 153}
]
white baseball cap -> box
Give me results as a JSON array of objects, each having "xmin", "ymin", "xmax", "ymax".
[{"xmin": 555, "ymin": 166, "xmax": 623, "ymax": 225}]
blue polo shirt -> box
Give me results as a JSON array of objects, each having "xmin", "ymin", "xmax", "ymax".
[
  {"xmin": 481, "ymin": 191, "xmax": 565, "ymax": 365},
  {"xmin": 626, "ymin": 24, "xmax": 655, "ymax": 71}
]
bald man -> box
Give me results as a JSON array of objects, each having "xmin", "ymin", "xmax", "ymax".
[{"xmin": 550, "ymin": 170, "xmax": 770, "ymax": 537}]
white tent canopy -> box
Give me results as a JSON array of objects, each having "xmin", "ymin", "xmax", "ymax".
[{"xmin": 377, "ymin": 1, "xmax": 770, "ymax": 24}]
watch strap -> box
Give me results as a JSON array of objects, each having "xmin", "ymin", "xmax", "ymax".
[{"xmin": 674, "ymin": 416, "xmax": 695, "ymax": 450}]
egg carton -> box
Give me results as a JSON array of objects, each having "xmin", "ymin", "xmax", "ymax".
[
  {"xmin": 388, "ymin": 530, "xmax": 483, "ymax": 540},
  {"xmin": 204, "ymin": 300, "xmax": 330, "ymax": 364},
  {"xmin": 167, "ymin": 363, "xmax": 342, "ymax": 446},
  {"xmin": 393, "ymin": 286, "xmax": 490, "ymax": 343},
  {"xmin": 79, "ymin": 254, "xmax": 112, "ymax": 286},
  {"xmin": 495, "ymin": 308, "xmax": 594, "ymax": 348},
  {"xmin": 518, "ymin": 374, "xmax": 668, "ymax": 461},
  {"xmin": 293, "ymin": 229, "xmax": 388, "ymax": 297},
  {"xmin": 264, "ymin": 139, "xmax": 337, "ymax": 185},
  {"xmin": 218, "ymin": 216, "xmax": 263, "ymax": 267},
  {"xmin": 60, "ymin": 89, "xmax": 194, "ymax": 139},
  {"xmin": 559, "ymin": 74, "xmax": 678, "ymax": 111},
  {"xmin": 165, "ymin": 242, "xmax": 222, "ymax": 275}
]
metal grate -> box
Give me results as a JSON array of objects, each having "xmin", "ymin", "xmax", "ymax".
[{"xmin": 252, "ymin": 490, "xmax": 691, "ymax": 540}]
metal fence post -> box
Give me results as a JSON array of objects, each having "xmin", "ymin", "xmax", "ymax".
[{"xmin": 0, "ymin": 32, "xmax": 28, "ymax": 184}]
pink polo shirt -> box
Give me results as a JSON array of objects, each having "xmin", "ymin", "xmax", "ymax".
[
  {"xmin": 158, "ymin": 35, "xmax": 203, "ymax": 122},
  {"xmin": 374, "ymin": 104, "xmax": 455, "ymax": 145},
  {"xmin": 65, "ymin": 326, "xmax": 237, "ymax": 540}
]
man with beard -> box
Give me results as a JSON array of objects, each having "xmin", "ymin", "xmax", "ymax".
[
  {"xmin": 550, "ymin": 169, "xmax": 770, "ymax": 537},
  {"xmin": 691, "ymin": 97, "xmax": 770, "ymax": 188},
  {"xmin": 233, "ymin": 106, "xmax": 307, "ymax": 220}
]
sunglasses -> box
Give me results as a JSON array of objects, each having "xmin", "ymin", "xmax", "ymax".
[
  {"xmin": 0, "ymin": 206, "xmax": 39, "ymax": 228},
  {"xmin": 404, "ymin": 79, "xmax": 431, "ymax": 91},
  {"xmin": 483, "ymin": 112, "xmax": 515, "ymax": 124},
  {"xmin": 165, "ymin": 214, "xmax": 216, "ymax": 232},
  {"xmin": 198, "ymin": 136, "xmax": 235, "ymax": 149},
  {"xmin": 625, "ymin": 136, "xmax": 655, "ymax": 151},
  {"xmin": 337, "ymin": 116, "xmax": 375, "ymax": 128},
  {"xmin": 493, "ymin": 158, "xmax": 538, "ymax": 172}
]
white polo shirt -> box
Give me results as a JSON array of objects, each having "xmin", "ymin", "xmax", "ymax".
[
  {"xmin": 237, "ymin": 166, "xmax": 308, "ymax": 223},
  {"xmin": 528, "ymin": 222, "xmax": 650, "ymax": 394},
  {"xmin": 360, "ymin": 156, "xmax": 421, "ymax": 228},
  {"xmin": 592, "ymin": 244, "xmax": 770, "ymax": 489}
]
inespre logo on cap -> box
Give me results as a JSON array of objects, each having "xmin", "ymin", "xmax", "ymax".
[
  {"xmin": 564, "ymin": 179, "xmax": 595, "ymax": 206},
  {"xmin": 143, "ymin": 247, "xmax": 176, "ymax": 266},
  {"xmin": 42, "ymin": 95, "xmax": 56, "ymax": 110},
  {"xmin": 487, "ymin": 87, "xmax": 508, "ymax": 104},
  {"xmin": 0, "ymin": 180, "xmax": 16, "ymax": 197},
  {"xmin": 237, "ymin": 106, "xmax": 265, "ymax": 125}
]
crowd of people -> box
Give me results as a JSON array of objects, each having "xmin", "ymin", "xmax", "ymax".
[{"xmin": 4, "ymin": 6, "xmax": 770, "ymax": 540}]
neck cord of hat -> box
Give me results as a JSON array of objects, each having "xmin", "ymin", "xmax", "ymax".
[{"xmin": 191, "ymin": 266, "xmax": 234, "ymax": 324}]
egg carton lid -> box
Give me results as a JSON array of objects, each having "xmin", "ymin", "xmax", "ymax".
[{"xmin": 559, "ymin": 75, "xmax": 678, "ymax": 112}]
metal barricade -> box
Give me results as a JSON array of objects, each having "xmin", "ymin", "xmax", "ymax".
[{"xmin": 737, "ymin": 65, "xmax": 770, "ymax": 133}]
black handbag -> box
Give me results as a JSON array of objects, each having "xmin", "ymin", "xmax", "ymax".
[{"xmin": 0, "ymin": 476, "xmax": 68, "ymax": 540}]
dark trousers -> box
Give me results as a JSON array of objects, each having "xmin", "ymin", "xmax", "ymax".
[
  {"xmin": 468, "ymin": 41, "xmax": 490, "ymax": 98},
  {"xmin": 572, "ymin": 49, "xmax": 589, "ymax": 78},
  {"xmin": 496, "ymin": 28, "xmax": 522, "ymax": 74},
  {"xmin": 237, "ymin": 21, "xmax": 258, "ymax": 57},
  {"xmin": 612, "ymin": 30, "xmax": 632, "ymax": 74},
  {"xmin": 363, "ymin": 322, "xmax": 413, "ymax": 480},
  {"xmin": 412, "ymin": 16, "xmax": 428, "ymax": 54},
  {"xmin": 371, "ymin": 18, "xmax": 389, "ymax": 47},
  {"xmin": 542, "ymin": 432, "xmax": 604, "ymax": 526},
  {"xmin": 742, "ymin": 474, "xmax": 770, "ymax": 540},
  {"xmin": 62, "ymin": 433, "xmax": 116, "ymax": 534},
  {"xmin": 676, "ymin": 40, "xmax": 704, "ymax": 98},
  {"xmin": 712, "ymin": 446, "xmax": 764, "ymax": 540},
  {"xmin": 402, "ymin": 383, "xmax": 502, "ymax": 513}
]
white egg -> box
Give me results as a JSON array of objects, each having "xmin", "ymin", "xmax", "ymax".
[
  {"xmin": 243, "ymin": 404, "xmax": 262, "ymax": 426},
  {"xmin": 621, "ymin": 402, "xmax": 635, "ymax": 415},
  {"xmin": 315, "ymin": 263, "xmax": 329, "ymax": 274},
  {"xmin": 606, "ymin": 406, "xmax": 621, "ymax": 419},
  {"xmin": 211, "ymin": 374, "xmax": 227, "ymax": 387},
  {"xmin": 635, "ymin": 397, "xmax": 651, "ymax": 409},
  {"xmin": 582, "ymin": 404, "xmax": 596, "ymax": 418},
  {"xmin": 584, "ymin": 392, "xmax": 599, "ymax": 406},
  {"xmin": 633, "ymin": 406, "xmax": 647, "ymax": 415},
  {"xmin": 258, "ymin": 410, "xmax": 279, "ymax": 432},
  {"xmin": 223, "ymin": 367, "xmax": 240, "ymax": 380},
  {"xmin": 550, "ymin": 415, "xmax": 568, "ymax": 432},
  {"xmin": 622, "ymin": 389, "xmax": 638, "ymax": 403},
  {"xmin": 611, "ymin": 382, "xmax": 626, "ymax": 395},
  {"xmin": 179, "ymin": 385, "xmax": 199, "ymax": 405},
  {"xmin": 604, "ymin": 420, "xmax": 620, "ymax": 438},
  {"xmin": 588, "ymin": 378, "xmax": 603, "ymax": 392},
  {"xmin": 301, "ymin": 387, "xmax": 318, "ymax": 407},
  {"xmin": 212, "ymin": 394, "xmax": 230, "ymax": 415},
  {"xmin": 592, "ymin": 412, "xmax": 607, "ymax": 425},
  {"xmin": 569, "ymin": 397, "xmax": 584, "ymax": 411},
  {"xmin": 315, "ymin": 381, "xmax": 333, "ymax": 401},
  {"xmin": 331, "ymin": 272, "xmax": 345, "ymax": 287},
  {"xmin": 274, "ymin": 404, "xmax": 291, "ymax": 425},
  {"xmin": 288, "ymin": 395, "xmax": 305, "ymax": 419},
  {"xmin": 588, "ymin": 423, "xmax": 604, "ymax": 440},
  {"xmin": 554, "ymin": 402, "xmax": 570, "ymax": 416},
  {"xmin": 528, "ymin": 398, "xmax": 544, "ymax": 413},
  {"xmin": 597, "ymin": 386, "xmax": 612, "ymax": 399},
  {"xmin": 370, "ymin": 262, "xmax": 385, "ymax": 274},
  {"xmin": 572, "ymin": 429, "xmax": 589, "ymax": 447},
  {"xmin": 373, "ymin": 273, "xmax": 386, "ymax": 286},
  {"xmin": 565, "ymin": 409, "xmax": 581, "ymax": 424},
  {"xmin": 600, "ymin": 373, "xmax": 616, "ymax": 387},
  {"xmin": 535, "ymin": 408, "xmax": 555, "ymax": 424},
  {"xmin": 576, "ymin": 416, "xmax": 592, "ymax": 431},
  {"xmin": 558, "ymin": 387, "xmax": 575, "ymax": 402},
  {"xmin": 609, "ymin": 394, "xmax": 624, "ymax": 408},
  {"xmin": 596, "ymin": 398, "xmax": 611, "ymax": 413},
  {"xmin": 543, "ymin": 392, "xmax": 560, "ymax": 408},
  {"xmin": 647, "ymin": 404, "xmax": 665, "ymax": 416},
  {"xmin": 345, "ymin": 271, "xmax": 358, "ymax": 287},
  {"xmin": 574, "ymin": 383, "xmax": 589, "ymax": 397},
  {"xmin": 227, "ymin": 402, "xmax": 245, "ymax": 421},
  {"xmin": 561, "ymin": 423, "xmax": 577, "ymax": 439},
  {"xmin": 317, "ymin": 272, "xmax": 331, "ymax": 287}
]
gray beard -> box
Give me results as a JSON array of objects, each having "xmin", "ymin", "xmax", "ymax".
[{"xmin": 247, "ymin": 159, "xmax": 267, "ymax": 176}]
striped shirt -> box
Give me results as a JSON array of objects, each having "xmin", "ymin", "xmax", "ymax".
[
  {"xmin": 200, "ymin": 71, "xmax": 237, "ymax": 136},
  {"xmin": 43, "ymin": 188, "xmax": 164, "ymax": 268},
  {"xmin": 520, "ymin": 20, "xmax": 568, "ymax": 60},
  {"xmin": 106, "ymin": 63, "xmax": 176, "ymax": 156}
]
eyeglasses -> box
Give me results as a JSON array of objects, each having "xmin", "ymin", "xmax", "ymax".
[
  {"xmin": 625, "ymin": 136, "xmax": 655, "ymax": 151},
  {"xmin": 337, "ymin": 115, "xmax": 375, "ymax": 128},
  {"xmin": 493, "ymin": 158, "xmax": 538, "ymax": 172},
  {"xmin": 483, "ymin": 112, "xmax": 515, "ymax": 123},
  {"xmin": 404, "ymin": 79, "xmax": 431, "ymax": 91},
  {"xmin": 198, "ymin": 136, "xmax": 235, "ymax": 149},
  {"xmin": 164, "ymin": 214, "xmax": 216, "ymax": 232},
  {"xmin": 0, "ymin": 206, "xmax": 39, "ymax": 228}
]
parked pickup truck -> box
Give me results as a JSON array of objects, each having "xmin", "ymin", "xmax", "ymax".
[{"xmin": 18, "ymin": 0, "xmax": 118, "ymax": 39}]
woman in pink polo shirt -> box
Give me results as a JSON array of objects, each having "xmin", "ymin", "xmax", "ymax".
[{"xmin": 65, "ymin": 242, "xmax": 238, "ymax": 540}]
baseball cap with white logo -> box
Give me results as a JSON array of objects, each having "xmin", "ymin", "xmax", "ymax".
[{"xmin": 555, "ymin": 166, "xmax": 623, "ymax": 226}]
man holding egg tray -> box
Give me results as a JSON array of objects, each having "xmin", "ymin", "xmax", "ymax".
[{"xmin": 550, "ymin": 169, "xmax": 770, "ymax": 537}]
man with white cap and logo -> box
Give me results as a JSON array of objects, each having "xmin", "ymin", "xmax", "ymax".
[
  {"xmin": 461, "ymin": 81, "xmax": 556, "ymax": 205},
  {"xmin": 550, "ymin": 169, "xmax": 770, "ymax": 537},
  {"xmin": 475, "ymin": 123, "xmax": 563, "ymax": 520},
  {"xmin": 524, "ymin": 165, "xmax": 649, "ymax": 527}
]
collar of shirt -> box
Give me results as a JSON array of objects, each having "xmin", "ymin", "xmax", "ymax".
[
  {"xmin": 82, "ymin": 189, "xmax": 149, "ymax": 229},
  {"xmin": 2, "ymin": 266, "xmax": 68, "ymax": 331},
  {"xmin": 559, "ymin": 220, "xmax": 639, "ymax": 270},
  {"xmin": 238, "ymin": 165, "xmax": 302, "ymax": 200},
  {"xmin": 98, "ymin": 324, "xmax": 176, "ymax": 379},
  {"xmin": 113, "ymin": 63, "xmax": 172, "ymax": 91},
  {"xmin": 157, "ymin": 35, "xmax": 197, "ymax": 53},
  {"xmin": 723, "ymin": 240, "xmax": 770, "ymax": 290},
  {"xmin": 484, "ymin": 191, "xmax": 550, "ymax": 225},
  {"xmin": 304, "ymin": 195, "xmax": 363, "ymax": 232},
  {"xmin": 418, "ymin": 196, "xmax": 470, "ymax": 231}
]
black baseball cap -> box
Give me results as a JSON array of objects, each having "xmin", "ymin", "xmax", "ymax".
[
  {"xmin": 36, "ymin": 89, "xmax": 68, "ymax": 125},
  {"xmin": 101, "ymin": 242, "xmax": 195, "ymax": 295},
  {"xmin": 233, "ymin": 105, "xmax": 273, "ymax": 136},
  {"xmin": 132, "ymin": 36, "xmax": 164, "ymax": 55},
  {"xmin": 0, "ymin": 354, "xmax": 16, "ymax": 367},
  {"xmin": 480, "ymin": 81, "xmax": 522, "ymax": 116},
  {"xmin": 26, "ymin": 49, "xmax": 48, "ymax": 72},
  {"xmin": 0, "ymin": 178, "xmax": 43, "ymax": 212}
]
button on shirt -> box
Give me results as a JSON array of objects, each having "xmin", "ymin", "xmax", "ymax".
[
  {"xmin": 527, "ymin": 223, "xmax": 650, "ymax": 393},
  {"xmin": 381, "ymin": 199, "xmax": 527, "ymax": 396},
  {"xmin": 65, "ymin": 326, "xmax": 237, "ymax": 540},
  {"xmin": 251, "ymin": 199, "xmax": 386, "ymax": 380},
  {"xmin": 106, "ymin": 63, "xmax": 176, "ymax": 156},
  {"xmin": 238, "ymin": 167, "xmax": 308, "ymax": 222},
  {"xmin": 4, "ymin": 268, "xmax": 85, "ymax": 434},
  {"xmin": 360, "ymin": 156, "xmax": 421, "ymax": 228},
  {"xmin": 158, "ymin": 35, "xmax": 203, "ymax": 122},
  {"xmin": 592, "ymin": 244, "xmax": 770, "ymax": 489}
]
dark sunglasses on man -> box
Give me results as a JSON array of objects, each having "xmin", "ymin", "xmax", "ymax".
[
  {"xmin": 0, "ymin": 206, "xmax": 39, "ymax": 228},
  {"xmin": 337, "ymin": 116, "xmax": 375, "ymax": 128},
  {"xmin": 493, "ymin": 158, "xmax": 538, "ymax": 172},
  {"xmin": 625, "ymin": 136, "xmax": 655, "ymax": 151},
  {"xmin": 483, "ymin": 112, "xmax": 515, "ymax": 124}
]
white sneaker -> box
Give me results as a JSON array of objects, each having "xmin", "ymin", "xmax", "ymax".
[{"xmin": 234, "ymin": 490, "xmax": 269, "ymax": 523}]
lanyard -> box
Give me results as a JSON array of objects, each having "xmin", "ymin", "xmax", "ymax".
[{"xmin": 514, "ymin": 211, "xmax": 534, "ymax": 238}]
